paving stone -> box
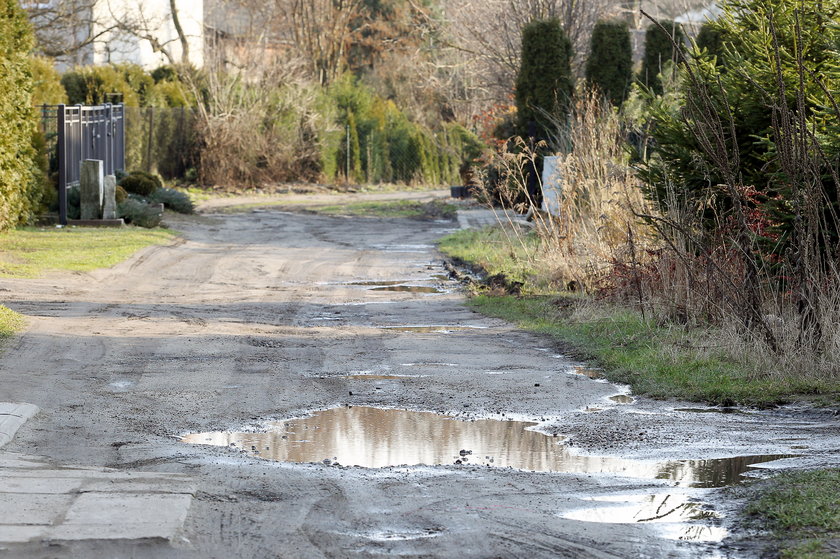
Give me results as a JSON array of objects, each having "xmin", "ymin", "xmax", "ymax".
[
  {"xmin": 0, "ymin": 403, "xmax": 39, "ymax": 449},
  {"xmin": 0, "ymin": 494, "xmax": 72, "ymax": 525},
  {"xmin": 0, "ymin": 476, "xmax": 83, "ymax": 494},
  {"xmin": 59, "ymin": 493, "xmax": 192, "ymax": 540},
  {"xmin": 0, "ymin": 526, "xmax": 48, "ymax": 544}
]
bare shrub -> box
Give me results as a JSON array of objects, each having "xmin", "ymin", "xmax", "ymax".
[
  {"xmin": 475, "ymin": 89, "xmax": 655, "ymax": 293},
  {"xmin": 186, "ymin": 54, "xmax": 330, "ymax": 187}
]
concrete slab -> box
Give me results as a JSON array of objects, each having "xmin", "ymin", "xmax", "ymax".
[
  {"xmin": 0, "ymin": 476, "xmax": 83, "ymax": 494},
  {"xmin": 0, "ymin": 403, "xmax": 39, "ymax": 449},
  {"xmin": 456, "ymin": 208, "xmax": 532, "ymax": 230},
  {"xmin": 0, "ymin": 494, "xmax": 72, "ymax": 524},
  {"xmin": 0, "ymin": 452, "xmax": 194, "ymax": 546},
  {"xmin": 0, "ymin": 526, "xmax": 48, "ymax": 544}
]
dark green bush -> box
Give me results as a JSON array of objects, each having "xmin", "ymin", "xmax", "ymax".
[
  {"xmin": 115, "ymin": 185, "xmax": 128, "ymax": 204},
  {"xmin": 515, "ymin": 19, "xmax": 574, "ymax": 139},
  {"xmin": 118, "ymin": 198, "xmax": 162, "ymax": 228},
  {"xmin": 149, "ymin": 187, "xmax": 193, "ymax": 214},
  {"xmin": 119, "ymin": 171, "xmax": 161, "ymax": 197},
  {"xmin": 0, "ymin": 0, "xmax": 41, "ymax": 230},
  {"xmin": 586, "ymin": 20, "xmax": 633, "ymax": 106}
]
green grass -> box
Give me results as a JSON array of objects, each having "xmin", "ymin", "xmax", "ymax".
[
  {"xmin": 746, "ymin": 469, "xmax": 840, "ymax": 558},
  {"xmin": 0, "ymin": 226, "xmax": 176, "ymax": 278},
  {"xmin": 438, "ymin": 227, "xmax": 542, "ymax": 288},
  {"xmin": 439, "ymin": 227, "xmax": 839, "ymax": 406},
  {"xmin": 467, "ymin": 295, "xmax": 835, "ymax": 406},
  {"xmin": 0, "ymin": 305, "xmax": 24, "ymax": 340},
  {"xmin": 313, "ymin": 200, "xmax": 457, "ymax": 220}
]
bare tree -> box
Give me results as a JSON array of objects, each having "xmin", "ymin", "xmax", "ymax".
[{"xmin": 443, "ymin": 0, "xmax": 611, "ymax": 103}]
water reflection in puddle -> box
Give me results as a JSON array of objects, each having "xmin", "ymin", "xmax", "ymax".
[
  {"xmin": 346, "ymin": 375, "xmax": 409, "ymax": 380},
  {"xmin": 569, "ymin": 367, "xmax": 605, "ymax": 380},
  {"xmin": 379, "ymin": 325, "xmax": 488, "ymax": 333},
  {"xmin": 182, "ymin": 407, "xmax": 789, "ymax": 486},
  {"xmin": 565, "ymin": 493, "xmax": 726, "ymax": 542},
  {"xmin": 674, "ymin": 407, "xmax": 747, "ymax": 415}
]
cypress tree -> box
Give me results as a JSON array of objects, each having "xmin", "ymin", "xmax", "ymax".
[
  {"xmin": 515, "ymin": 19, "xmax": 574, "ymax": 140},
  {"xmin": 585, "ymin": 20, "xmax": 633, "ymax": 106},
  {"xmin": 639, "ymin": 20, "xmax": 685, "ymax": 95}
]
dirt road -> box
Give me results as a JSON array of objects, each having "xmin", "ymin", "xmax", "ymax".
[{"xmin": 1, "ymin": 202, "xmax": 837, "ymax": 558}]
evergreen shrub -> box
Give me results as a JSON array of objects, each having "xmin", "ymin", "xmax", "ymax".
[
  {"xmin": 585, "ymin": 20, "xmax": 633, "ymax": 106},
  {"xmin": 515, "ymin": 19, "xmax": 574, "ymax": 139},
  {"xmin": 0, "ymin": 0, "xmax": 41, "ymax": 230}
]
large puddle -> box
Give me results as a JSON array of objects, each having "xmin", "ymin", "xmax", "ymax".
[{"xmin": 182, "ymin": 406, "xmax": 789, "ymax": 487}]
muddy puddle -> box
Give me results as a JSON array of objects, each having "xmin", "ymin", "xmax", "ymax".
[
  {"xmin": 564, "ymin": 493, "xmax": 727, "ymax": 543},
  {"xmin": 369, "ymin": 285, "xmax": 443, "ymax": 294},
  {"xmin": 379, "ymin": 325, "xmax": 488, "ymax": 333},
  {"xmin": 182, "ymin": 406, "xmax": 790, "ymax": 487}
]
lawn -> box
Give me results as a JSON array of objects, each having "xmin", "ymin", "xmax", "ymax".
[{"xmin": 0, "ymin": 226, "xmax": 176, "ymax": 279}]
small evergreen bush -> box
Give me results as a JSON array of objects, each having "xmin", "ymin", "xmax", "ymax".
[
  {"xmin": 119, "ymin": 171, "xmax": 161, "ymax": 197},
  {"xmin": 149, "ymin": 187, "xmax": 193, "ymax": 214},
  {"xmin": 118, "ymin": 198, "xmax": 162, "ymax": 228}
]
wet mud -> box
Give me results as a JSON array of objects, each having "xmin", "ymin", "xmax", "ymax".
[{"xmin": 0, "ymin": 202, "xmax": 836, "ymax": 559}]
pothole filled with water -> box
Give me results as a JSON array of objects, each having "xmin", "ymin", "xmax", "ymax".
[
  {"xmin": 378, "ymin": 325, "xmax": 488, "ymax": 333},
  {"xmin": 369, "ymin": 285, "xmax": 443, "ymax": 294},
  {"xmin": 181, "ymin": 406, "xmax": 790, "ymax": 486},
  {"xmin": 564, "ymin": 493, "xmax": 727, "ymax": 542}
]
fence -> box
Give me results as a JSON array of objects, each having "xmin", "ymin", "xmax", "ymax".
[{"xmin": 40, "ymin": 104, "xmax": 125, "ymax": 225}]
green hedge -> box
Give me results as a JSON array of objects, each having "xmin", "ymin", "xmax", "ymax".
[{"xmin": 0, "ymin": 0, "xmax": 41, "ymax": 231}]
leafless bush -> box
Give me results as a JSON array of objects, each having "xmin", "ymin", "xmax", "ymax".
[
  {"xmin": 475, "ymin": 89, "xmax": 655, "ymax": 293},
  {"xmin": 185, "ymin": 52, "xmax": 329, "ymax": 187}
]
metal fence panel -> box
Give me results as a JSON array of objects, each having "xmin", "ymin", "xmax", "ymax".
[{"xmin": 40, "ymin": 104, "xmax": 126, "ymax": 225}]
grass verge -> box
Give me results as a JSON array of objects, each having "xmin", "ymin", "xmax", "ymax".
[
  {"xmin": 0, "ymin": 226, "xmax": 176, "ymax": 278},
  {"xmin": 440, "ymin": 228, "xmax": 838, "ymax": 406},
  {"xmin": 0, "ymin": 305, "xmax": 25, "ymax": 340},
  {"xmin": 745, "ymin": 469, "xmax": 840, "ymax": 558},
  {"xmin": 313, "ymin": 200, "xmax": 457, "ymax": 220}
]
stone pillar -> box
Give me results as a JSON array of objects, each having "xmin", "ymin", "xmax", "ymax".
[
  {"xmin": 80, "ymin": 159, "xmax": 104, "ymax": 220},
  {"xmin": 102, "ymin": 175, "xmax": 118, "ymax": 219}
]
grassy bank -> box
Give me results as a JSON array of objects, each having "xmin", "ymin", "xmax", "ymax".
[
  {"xmin": 746, "ymin": 469, "xmax": 840, "ymax": 558},
  {"xmin": 313, "ymin": 200, "xmax": 457, "ymax": 220},
  {"xmin": 0, "ymin": 305, "xmax": 24, "ymax": 340},
  {"xmin": 440, "ymin": 227, "xmax": 839, "ymax": 406},
  {"xmin": 0, "ymin": 226, "xmax": 175, "ymax": 278}
]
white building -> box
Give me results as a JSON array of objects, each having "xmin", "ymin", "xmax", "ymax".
[{"xmin": 24, "ymin": 0, "xmax": 207, "ymax": 70}]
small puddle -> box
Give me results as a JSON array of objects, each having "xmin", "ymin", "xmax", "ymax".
[
  {"xmin": 569, "ymin": 367, "xmax": 605, "ymax": 380},
  {"xmin": 380, "ymin": 325, "xmax": 488, "ymax": 333},
  {"xmin": 564, "ymin": 493, "xmax": 726, "ymax": 542},
  {"xmin": 674, "ymin": 408, "xmax": 747, "ymax": 415},
  {"xmin": 369, "ymin": 285, "xmax": 443, "ymax": 294},
  {"xmin": 346, "ymin": 280, "xmax": 407, "ymax": 287},
  {"xmin": 346, "ymin": 375, "xmax": 408, "ymax": 380},
  {"xmin": 610, "ymin": 395, "xmax": 635, "ymax": 404},
  {"xmin": 182, "ymin": 407, "xmax": 790, "ymax": 486}
]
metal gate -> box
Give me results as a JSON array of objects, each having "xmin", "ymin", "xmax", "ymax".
[{"xmin": 40, "ymin": 104, "xmax": 126, "ymax": 225}]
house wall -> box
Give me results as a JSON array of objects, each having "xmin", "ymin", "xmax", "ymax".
[{"xmin": 90, "ymin": 0, "xmax": 204, "ymax": 69}]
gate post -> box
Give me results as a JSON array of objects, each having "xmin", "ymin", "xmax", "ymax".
[{"xmin": 57, "ymin": 104, "xmax": 67, "ymax": 226}]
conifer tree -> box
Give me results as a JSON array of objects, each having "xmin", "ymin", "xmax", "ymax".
[
  {"xmin": 515, "ymin": 19, "xmax": 574, "ymax": 140},
  {"xmin": 585, "ymin": 20, "xmax": 633, "ymax": 106}
]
